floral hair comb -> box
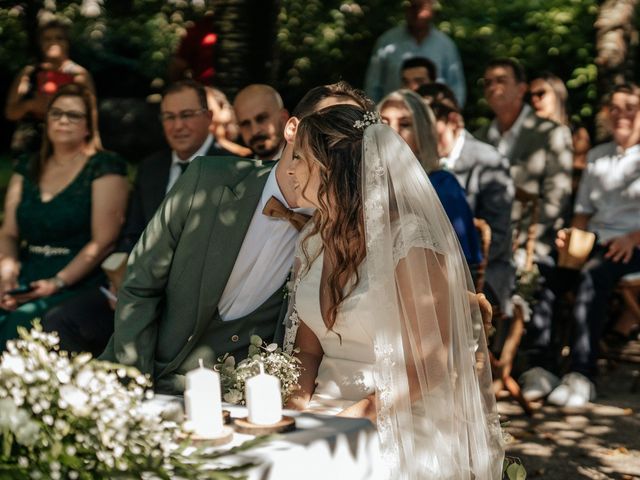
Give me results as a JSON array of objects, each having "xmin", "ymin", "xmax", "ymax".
[{"xmin": 354, "ymin": 110, "xmax": 381, "ymax": 130}]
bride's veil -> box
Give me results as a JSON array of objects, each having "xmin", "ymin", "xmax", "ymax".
[{"xmin": 361, "ymin": 124, "xmax": 503, "ymax": 479}]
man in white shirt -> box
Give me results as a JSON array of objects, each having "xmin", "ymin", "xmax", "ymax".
[
  {"xmin": 475, "ymin": 58, "xmax": 573, "ymax": 259},
  {"xmin": 233, "ymin": 84, "xmax": 289, "ymax": 161},
  {"xmin": 99, "ymin": 82, "xmax": 374, "ymax": 394},
  {"xmin": 520, "ymin": 84, "xmax": 640, "ymax": 406}
]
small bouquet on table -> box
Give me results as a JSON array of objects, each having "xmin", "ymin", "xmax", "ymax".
[
  {"xmin": 213, "ymin": 335, "xmax": 302, "ymax": 434},
  {"xmin": 0, "ymin": 324, "xmax": 278, "ymax": 479}
]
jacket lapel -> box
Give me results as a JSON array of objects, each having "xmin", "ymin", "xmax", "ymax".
[{"xmin": 194, "ymin": 163, "xmax": 273, "ymax": 334}]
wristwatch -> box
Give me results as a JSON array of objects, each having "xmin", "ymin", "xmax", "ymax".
[{"xmin": 49, "ymin": 275, "xmax": 67, "ymax": 291}]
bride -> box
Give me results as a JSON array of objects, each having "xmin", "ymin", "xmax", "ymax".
[{"xmin": 284, "ymin": 104, "xmax": 504, "ymax": 479}]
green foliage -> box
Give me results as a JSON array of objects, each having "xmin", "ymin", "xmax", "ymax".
[
  {"xmin": 0, "ymin": 0, "xmax": 601, "ymax": 125},
  {"xmin": 503, "ymin": 456, "xmax": 527, "ymax": 480},
  {"xmin": 0, "ymin": 6, "xmax": 29, "ymax": 76},
  {"xmin": 0, "ymin": 1, "xmax": 209, "ymax": 94},
  {"xmin": 277, "ymin": 0, "xmax": 598, "ymax": 127},
  {"xmin": 276, "ymin": 0, "xmax": 404, "ymax": 102},
  {"xmin": 438, "ymin": 0, "xmax": 598, "ymax": 128}
]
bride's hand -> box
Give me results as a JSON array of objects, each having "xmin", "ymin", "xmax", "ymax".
[
  {"xmin": 284, "ymin": 395, "xmax": 309, "ymax": 411},
  {"xmin": 337, "ymin": 395, "xmax": 376, "ymax": 423}
]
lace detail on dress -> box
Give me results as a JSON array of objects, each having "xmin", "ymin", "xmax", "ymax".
[
  {"xmin": 372, "ymin": 342, "xmax": 400, "ymax": 477},
  {"xmin": 283, "ymin": 222, "xmax": 319, "ymax": 354},
  {"xmin": 391, "ymin": 214, "xmax": 443, "ymax": 266},
  {"xmin": 283, "ymin": 275, "xmax": 301, "ymax": 354}
]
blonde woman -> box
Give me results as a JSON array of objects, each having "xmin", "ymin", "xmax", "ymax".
[{"xmin": 378, "ymin": 89, "xmax": 481, "ymax": 266}]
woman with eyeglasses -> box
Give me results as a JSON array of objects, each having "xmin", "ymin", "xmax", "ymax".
[
  {"xmin": 5, "ymin": 19, "xmax": 95, "ymax": 156},
  {"xmin": 530, "ymin": 72, "xmax": 591, "ymax": 195},
  {"xmin": 0, "ymin": 84, "xmax": 128, "ymax": 348}
]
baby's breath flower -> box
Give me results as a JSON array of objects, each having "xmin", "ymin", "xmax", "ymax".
[{"xmin": 1, "ymin": 325, "xmax": 262, "ymax": 478}]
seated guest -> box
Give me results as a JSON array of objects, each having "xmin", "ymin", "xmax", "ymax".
[
  {"xmin": 401, "ymin": 56, "xmax": 437, "ymax": 92},
  {"xmin": 41, "ymin": 80, "xmax": 230, "ymax": 356},
  {"xmin": 475, "ymin": 58, "xmax": 573, "ymax": 262},
  {"xmin": 0, "ymin": 84, "xmax": 128, "ymax": 347},
  {"xmin": 520, "ymin": 84, "xmax": 640, "ymax": 406},
  {"xmin": 205, "ymin": 86, "xmax": 252, "ymax": 157},
  {"xmin": 233, "ymin": 84, "xmax": 289, "ymax": 161},
  {"xmin": 529, "ymin": 72, "xmax": 591, "ymax": 197},
  {"xmin": 6, "ymin": 19, "xmax": 95, "ymax": 156},
  {"xmin": 378, "ymin": 89, "xmax": 482, "ymax": 266},
  {"xmin": 420, "ymin": 82, "xmax": 515, "ymax": 310}
]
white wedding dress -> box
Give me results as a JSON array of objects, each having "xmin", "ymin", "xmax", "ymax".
[
  {"xmin": 285, "ymin": 123, "xmax": 503, "ymax": 479},
  {"xmin": 293, "ymin": 225, "xmax": 466, "ymax": 479},
  {"xmin": 296, "ymin": 224, "xmax": 438, "ymax": 416},
  {"xmin": 296, "ymin": 230, "xmax": 378, "ymax": 415}
]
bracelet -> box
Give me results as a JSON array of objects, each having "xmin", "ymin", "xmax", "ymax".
[{"xmin": 48, "ymin": 275, "xmax": 67, "ymax": 291}]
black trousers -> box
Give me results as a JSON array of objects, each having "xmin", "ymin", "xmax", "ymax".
[
  {"xmin": 41, "ymin": 287, "xmax": 114, "ymax": 357},
  {"xmin": 524, "ymin": 245, "xmax": 640, "ymax": 380}
]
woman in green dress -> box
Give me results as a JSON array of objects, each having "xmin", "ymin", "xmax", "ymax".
[{"xmin": 0, "ymin": 84, "xmax": 128, "ymax": 347}]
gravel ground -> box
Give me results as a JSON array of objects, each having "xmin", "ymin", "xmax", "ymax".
[{"xmin": 501, "ymin": 341, "xmax": 640, "ymax": 479}]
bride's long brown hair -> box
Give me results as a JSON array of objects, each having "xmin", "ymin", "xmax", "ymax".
[{"xmin": 296, "ymin": 105, "xmax": 367, "ymax": 331}]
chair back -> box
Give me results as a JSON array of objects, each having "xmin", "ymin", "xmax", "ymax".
[{"xmin": 513, "ymin": 187, "xmax": 540, "ymax": 272}]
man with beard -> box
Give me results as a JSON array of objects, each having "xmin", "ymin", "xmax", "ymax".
[{"xmin": 233, "ymin": 84, "xmax": 289, "ymax": 161}]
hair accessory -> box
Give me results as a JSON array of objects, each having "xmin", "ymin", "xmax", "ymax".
[{"xmin": 353, "ymin": 111, "xmax": 381, "ymax": 130}]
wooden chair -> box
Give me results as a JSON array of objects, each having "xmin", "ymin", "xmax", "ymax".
[
  {"xmin": 473, "ymin": 218, "xmax": 491, "ymax": 294},
  {"xmin": 489, "ymin": 187, "xmax": 539, "ymax": 416},
  {"xmin": 617, "ymin": 272, "xmax": 640, "ymax": 327}
]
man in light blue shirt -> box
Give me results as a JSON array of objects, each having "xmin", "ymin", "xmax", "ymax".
[{"xmin": 364, "ymin": 0, "xmax": 466, "ymax": 105}]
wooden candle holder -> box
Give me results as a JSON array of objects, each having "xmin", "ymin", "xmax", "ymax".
[
  {"xmin": 222, "ymin": 409, "xmax": 231, "ymax": 424},
  {"xmin": 179, "ymin": 426, "xmax": 234, "ymax": 446},
  {"xmin": 233, "ymin": 415, "xmax": 296, "ymax": 435}
]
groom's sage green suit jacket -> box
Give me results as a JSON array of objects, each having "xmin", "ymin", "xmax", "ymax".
[{"xmin": 100, "ymin": 156, "xmax": 287, "ymax": 394}]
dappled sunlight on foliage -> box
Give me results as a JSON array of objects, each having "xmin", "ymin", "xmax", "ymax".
[
  {"xmin": 437, "ymin": 0, "xmax": 599, "ymax": 128},
  {"xmin": 0, "ymin": 1, "xmax": 611, "ymax": 135},
  {"xmin": 277, "ymin": 0, "xmax": 599, "ymax": 127}
]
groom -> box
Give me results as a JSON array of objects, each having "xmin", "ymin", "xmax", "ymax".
[{"xmin": 99, "ymin": 82, "xmax": 373, "ymax": 394}]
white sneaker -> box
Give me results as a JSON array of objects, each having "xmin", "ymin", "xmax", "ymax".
[
  {"xmin": 548, "ymin": 372, "xmax": 596, "ymax": 407},
  {"xmin": 519, "ymin": 367, "xmax": 560, "ymax": 401}
]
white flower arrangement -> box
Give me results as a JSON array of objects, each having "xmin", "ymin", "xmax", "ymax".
[
  {"xmin": 216, "ymin": 335, "xmax": 301, "ymax": 405},
  {"xmin": 0, "ymin": 323, "xmax": 263, "ymax": 479}
]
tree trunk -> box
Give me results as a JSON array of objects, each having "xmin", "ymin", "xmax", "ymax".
[
  {"xmin": 594, "ymin": 0, "xmax": 639, "ymax": 140},
  {"xmin": 211, "ymin": 0, "xmax": 279, "ymax": 99}
]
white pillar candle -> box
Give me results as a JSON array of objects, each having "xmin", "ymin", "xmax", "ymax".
[
  {"xmin": 245, "ymin": 362, "xmax": 283, "ymax": 425},
  {"xmin": 184, "ymin": 359, "xmax": 223, "ymax": 437}
]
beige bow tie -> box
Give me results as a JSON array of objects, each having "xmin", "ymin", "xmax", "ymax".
[{"xmin": 262, "ymin": 196, "xmax": 311, "ymax": 232}]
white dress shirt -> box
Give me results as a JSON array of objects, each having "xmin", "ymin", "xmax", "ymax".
[
  {"xmin": 487, "ymin": 104, "xmax": 531, "ymax": 158},
  {"xmin": 575, "ymin": 142, "xmax": 640, "ymax": 243},
  {"xmin": 219, "ymin": 166, "xmax": 313, "ymax": 321},
  {"xmin": 440, "ymin": 129, "xmax": 467, "ymax": 171},
  {"xmin": 166, "ymin": 134, "xmax": 215, "ymax": 193}
]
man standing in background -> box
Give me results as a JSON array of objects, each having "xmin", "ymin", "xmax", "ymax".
[{"xmin": 364, "ymin": 0, "xmax": 466, "ymax": 105}]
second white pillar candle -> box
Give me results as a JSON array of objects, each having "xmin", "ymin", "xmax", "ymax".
[{"xmin": 245, "ymin": 363, "xmax": 283, "ymax": 425}]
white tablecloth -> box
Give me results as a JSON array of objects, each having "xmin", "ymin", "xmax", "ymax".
[{"xmin": 148, "ymin": 396, "xmax": 385, "ymax": 480}]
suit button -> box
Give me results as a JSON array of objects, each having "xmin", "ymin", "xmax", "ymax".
[{"xmin": 231, "ymin": 334, "xmax": 239, "ymax": 342}]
